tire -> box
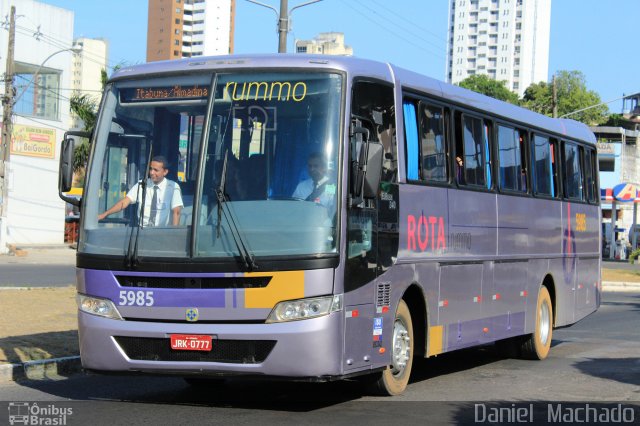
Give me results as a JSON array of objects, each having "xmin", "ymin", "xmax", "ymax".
[
  {"xmin": 521, "ymin": 286, "xmax": 553, "ymax": 360},
  {"xmin": 365, "ymin": 299, "xmax": 414, "ymax": 396}
]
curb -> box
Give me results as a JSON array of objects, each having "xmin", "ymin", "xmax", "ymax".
[{"xmin": 0, "ymin": 356, "xmax": 82, "ymax": 383}]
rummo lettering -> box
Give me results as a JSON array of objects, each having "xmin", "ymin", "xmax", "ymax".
[{"xmin": 225, "ymin": 81, "xmax": 307, "ymax": 102}]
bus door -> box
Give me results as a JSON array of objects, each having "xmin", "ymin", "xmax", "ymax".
[{"xmin": 343, "ymin": 81, "xmax": 395, "ymax": 370}]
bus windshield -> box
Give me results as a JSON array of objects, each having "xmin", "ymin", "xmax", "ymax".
[{"xmin": 81, "ymin": 72, "xmax": 343, "ymax": 261}]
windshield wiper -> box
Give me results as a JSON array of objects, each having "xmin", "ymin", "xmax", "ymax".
[
  {"xmin": 125, "ymin": 143, "xmax": 152, "ymax": 270},
  {"xmin": 215, "ymin": 151, "xmax": 258, "ymax": 271}
]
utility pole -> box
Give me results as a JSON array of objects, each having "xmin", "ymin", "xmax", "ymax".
[
  {"xmin": 1, "ymin": 5, "xmax": 15, "ymax": 218},
  {"xmin": 278, "ymin": 0, "xmax": 288, "ymax": 53},
  {"xmin": 246, "ymin": 0, "xmax": 323, "ymax": 53},
  {"xmin": 552, "ymin": 74, "xmax": 558, "ymax": 118}
]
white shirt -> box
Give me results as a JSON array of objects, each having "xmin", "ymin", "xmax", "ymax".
[
  {"xmin": 127, "ymin": 178, "xmax": 183, "ymax": 226},
  {"xmin": 292, "ymin": 176, "xmax": 336, "ymax": 210}
]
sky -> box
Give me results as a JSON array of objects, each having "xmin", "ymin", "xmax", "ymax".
[{"xmin": 39, "ymin": 0, "xmax": 640, "ymax": 114}]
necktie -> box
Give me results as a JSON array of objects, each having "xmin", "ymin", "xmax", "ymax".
[{"xmin": 148, "ymin": 185, "xmax": 159, "ymax": 226}]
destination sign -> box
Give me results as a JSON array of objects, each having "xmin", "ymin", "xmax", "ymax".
[{"xmin": 121, "ymin": 85, "xmax": 209, "ymax": 102}]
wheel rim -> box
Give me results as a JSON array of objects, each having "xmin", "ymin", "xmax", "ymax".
[
  {"xmin": 539, "ymin": 301, "xmax": 551, "ymax": 345},
  {"xmin": 391, "ymin": 318, "xmax": 411, "ymax": 375}
]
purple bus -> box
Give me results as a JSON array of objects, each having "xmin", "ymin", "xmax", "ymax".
[{"xmin": 58, "ymin": 55, "xmax": 600, "ymax": 395}]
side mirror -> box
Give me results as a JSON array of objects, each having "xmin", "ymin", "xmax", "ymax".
[
  {"xmin": 58, "ymin": 131, "xmax": 89, "ymax": 206},
  {"xmin": 58, "ymin": 138, "xmax": 74, "ymax": 193},
  {"xmin": 350, "ymin": 121, "xmax": 383, "ymax": 207},
  {"xmin": 362, "ymin": 142, "xmax": 383, "ymax": 199}
]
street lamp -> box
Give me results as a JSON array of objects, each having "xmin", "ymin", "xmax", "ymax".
[
  {"xmin": 245, "ymin": 0, "xmax": 323, "ymax": 53},
  {"xmin": 0, "ymin": 45, "xmax": 81, "ymax": 219}
]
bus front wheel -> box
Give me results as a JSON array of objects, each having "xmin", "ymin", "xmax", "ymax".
[
  {"xmin": 521, "ymin": 286, "xmax": 553, "ymax": 360},
  {"xmin": 365, "ymin": 299, "xmax": 414, "ymax": 396}
]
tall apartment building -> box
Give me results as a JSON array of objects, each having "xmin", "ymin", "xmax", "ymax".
[
  {"xmin": 446, "ymin": 0, "xmax": 551, "ymax": 97},
  {"xmin": 147, "ymin": 0, "xmax": 235, "ymax": 62},
  {"xmin": 295, "ymin": 32, "xmax": 353, "ymax": 56},
  {"xmin": 70, "ymin": 37, "xmax": 108, "ymax": 130}
]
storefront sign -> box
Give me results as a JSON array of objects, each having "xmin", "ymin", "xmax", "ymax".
[
  {"xmin": 596, "ymin": 142, "xmax": 615, "ymax": 154},
  {"xmin": 612, "ymin": 183, "xmax": 638, "ymax": 202},
  {"xmin": 10, "ymin": 124, "xmax": 56, "ymax": 159}
]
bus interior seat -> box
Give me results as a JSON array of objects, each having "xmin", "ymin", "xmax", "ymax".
[{"xmin": 244, "ymin": 154, "xmax": 267, "ymax": 200}]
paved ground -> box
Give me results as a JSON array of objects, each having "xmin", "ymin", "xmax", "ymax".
[{"xmin": 1, "ymin": 246, "xmax": 639, "ymax": 382}]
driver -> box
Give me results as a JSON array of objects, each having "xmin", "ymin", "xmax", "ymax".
[
  {"xmin": 292, "ymin": 152, "xmax": 336, "ymax": 210},
  {"xmin": 98, "ymin": 156, "xmax": 183, "ymax": 227}
]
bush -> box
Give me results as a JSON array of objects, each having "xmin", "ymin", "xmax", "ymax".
[{"xmin": 629, "ymin": 248, "xmax": 640, "ymax": 264}]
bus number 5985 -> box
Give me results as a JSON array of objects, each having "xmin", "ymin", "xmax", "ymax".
[{"xmin": 118, "ymin": 290, "xmax": 154, "ymax": 306}]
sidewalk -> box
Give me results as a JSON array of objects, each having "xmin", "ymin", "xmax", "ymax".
[
  {"xmin": 0, "ymin": 245, "xmax": 79, "ymax": 382},
  {"xmin": 1, "ymin": 247, "xmax": 640, "ymax": 383},
  {"xmin": 0, "ymin": 244, "xmax": 77, "ymax": 265}
]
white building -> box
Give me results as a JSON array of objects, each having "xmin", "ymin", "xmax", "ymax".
[
  {"xmin": 70, "ymin": 38, "xmax": 108, "ymax": 130},
  {"xmin": 295, "ymin": 32, "xmax": 353, "ymax": 56},
  {"xmin": 446, "ymin": 0, "xmax": 551, "ymax": 97},
  {"xmin": 147, "ymin": 0, "xmax": 235, "ymax": 62},
  {"xmin": 0, "ymin": 0, "xmax": 75, "ymax": 252}
]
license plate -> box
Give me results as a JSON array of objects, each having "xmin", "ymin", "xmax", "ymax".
[{"xmin": 170, "ymin": 334, "xmax": 212, "ymax": 351}]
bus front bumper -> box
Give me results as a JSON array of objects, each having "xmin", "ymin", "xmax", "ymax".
[{"xmin": 77, "ymin": 310, "xmax": 345, "ymax": 378}]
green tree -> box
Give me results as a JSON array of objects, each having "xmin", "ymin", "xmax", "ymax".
[
  {"xmin": 457, "ymin": 74, "xmax": 520, "ymax": 105},
  {"xmin": 522, "ymin": 71, "xmax": 608, "ymax": 125},
  {"xmin": 69, "ymin": 66, "xmax": 118, "ymax": 173},
  {"xmin": 69, "ymin": 93, "xmax": 97, "ymax": 173}
]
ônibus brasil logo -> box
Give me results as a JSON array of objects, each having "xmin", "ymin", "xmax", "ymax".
[{"xmin": 8, "ymin": 402, "xmax": 73, "ymax": 425}]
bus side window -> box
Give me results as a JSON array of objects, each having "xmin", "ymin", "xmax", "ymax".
[
  {"xmin": 418, "ymin": 102, "xmax": 447, "ymax": 182},
  {"xmin": 531, "ymin": 134, "xmax": 559, "ymax": 198},
  {"xmin": 563, "ymin": 141, "xmax": 584, "ymax": 201},
  {"xmin": 498, "ymin": 125, "xmax": 527, "ymax": 192},
  {"xmin": 484, "ymin": 121, "xmax": 492, "ymax": 190},
  {"xmin": 584, "ymin": 148, "xmax": 598, "ymax": 203},
  {"xmin": 459, "ymin": 114, "xmax": 488, "ymax": 188},
  {"xmin": 403, "ymin": 100, "xmax": 420, "ymax": 181}
]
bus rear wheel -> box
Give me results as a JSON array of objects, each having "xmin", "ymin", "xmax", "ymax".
[
  {"xmin": 365, "ymin": 299, "xmax": 413, "ymax": 396},
  {"xmin": 521, "ymin": 286, "xmax": 553, "ymax": 360}
]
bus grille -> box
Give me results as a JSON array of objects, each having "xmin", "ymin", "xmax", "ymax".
[
  {"xmin": 376, "ymin": 282, "xmax": 391, "ymax": 307},
  {"xmin": 115, "ymin": 276, "xmax": 271, "ymax": 289},
  {"xmin": 114, "ymin": 337, "xmax": 276, "ymax": 364}
]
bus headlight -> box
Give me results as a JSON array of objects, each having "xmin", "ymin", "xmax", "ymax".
[
  {"xmin": 77, "ymin": 294, "xmax": 123, "ymax": 320},
  {"xmin": 266, "ymin": 294, "xmax": 343, "ymax": 323}
]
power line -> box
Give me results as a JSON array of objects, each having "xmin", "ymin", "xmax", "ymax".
[
  {"xmin": 342, "ymin": 1, "xmax": 444, "ymax": 60},
  {"xmin": 364, "ymin": 0, "xmax": 447, "ymax": 47},
  {"xmin": 11, "ymin": 23, "xmax": 117, "ymax": 72},
  {"xmin": 13, "ymin": 112, "xmax": 72, "ymax": 132},
  {"xmin": 14, "ymin": 25, "xmax": 112, "ymax": 72}
]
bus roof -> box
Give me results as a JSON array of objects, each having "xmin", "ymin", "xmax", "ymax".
[{"xmin": 110, "ymin": 54, "xmax": 595, "ymax": 145}]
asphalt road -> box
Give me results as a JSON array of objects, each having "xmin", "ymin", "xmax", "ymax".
[
  {"xmin": 0, "ymin": 264, "xmax": 76, "ymax": 287},
  {"xmin": 1, "ymin": 292, "xmax": 638, "ymax": 425}
]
